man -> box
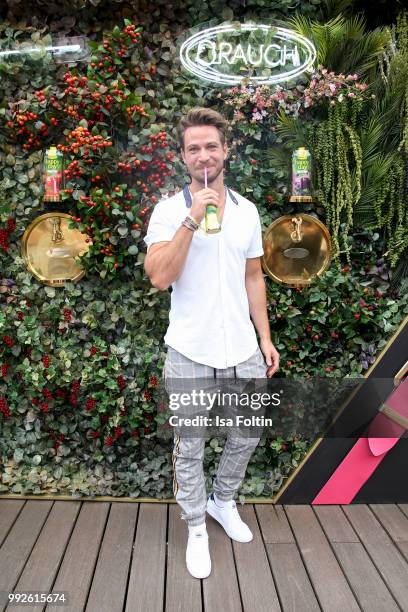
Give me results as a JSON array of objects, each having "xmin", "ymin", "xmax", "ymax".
[{"xmin": 144, "ymin": 107, "xmax": 279, "ymax": 579}]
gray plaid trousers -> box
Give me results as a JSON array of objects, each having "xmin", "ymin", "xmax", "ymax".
[{"xmin": 164, "ymin": 345, "xmax": 267, "ymax": 526}]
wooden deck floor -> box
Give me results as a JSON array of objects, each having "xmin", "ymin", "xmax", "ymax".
[{"xmin": 0, "ymin": 499, "xmax": 408, "ymax": 612}]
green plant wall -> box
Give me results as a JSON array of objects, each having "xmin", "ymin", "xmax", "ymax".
[{"xmin": 1, "ymin": 1, "xmax": 407, "ymax": 499}]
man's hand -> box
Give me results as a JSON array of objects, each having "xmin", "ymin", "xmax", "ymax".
[
  {"xmin": 190, "ymin": 188, "xmax": 220, "ymax": 223},
  {"xmin": 260, "ymin": 338, "xmax": 280, "ymax": 378}
]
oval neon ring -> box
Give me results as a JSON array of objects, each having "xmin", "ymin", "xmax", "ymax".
[{"xmin": 179, "ymin": 23, "xmax": 317, "ymax": 86}]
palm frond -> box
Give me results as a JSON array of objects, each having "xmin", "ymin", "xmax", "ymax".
[
  {"xmin": 354, "ymin": 153, "xmax": 394, "ymax": 223},
  {"xmin": 264, "ymin": 145, "xmax": 291, "ymax": 176},
  {"xmin": 288, "ymin": 14, "xmax": 390, "ymax": 78},
  {"xmin": 275, "ymin": 110, "xmax": 311, "ymax": 148}
]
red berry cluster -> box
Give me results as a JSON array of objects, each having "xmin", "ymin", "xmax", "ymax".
[
  {"xmin": 143, "ymin": 390, "xmax": 152, "ymax": 401},
  {"xmin": 58, "ymin": 126, "xmax": 113, "ymax": 155},
  {"xmin": 116, "ymin": 375, "xmax": 126, "ymax": 391},
  {"xmin": 90, "ymin": 346, "xmax": 98, "ymax": 356},
  {"xmin": 12, "ymin": 109, "xmax": 45, "ymax": 150},
  {"xmin": 126, "ymin": 104, "xmax": 149, "ymax": 125},
  {"xmin": 0, "ymin": 397, "xmax": 10, "ymax": 418},
  {"xmin": 42, "ymin": 355, "xmax": 50, "ymax": 368},
  {"xmin": 72, "ymin": 379, "xmax": 81, "ymax": 393},
  {"xmin": 62, "ymin": 73, "xmax": 89, "ymax": 95},
  {"xmin": 149, "ymin": 375, "xmax": 158, "ymax": 388},
  {"xmin": 63, "ymin": 308, "xmax": 72, "ymax": 322},
  {"xmin": 86, "ymin": 396, "xmax": 96, "ymax": 411},
  {"xmin": 118, "ymin": 162, "xmax": 133, "ymax": 174},
  {"xmin": 35, "ymin": 90, "xmax": 46, "ymax": 103},
  {"xmin": 3, "ymin": 335, "xmax": 14, "ymax": 348},
  {"xmin": 1, "ymin": 364, "xmax": 8, "ymax": 378},
  {"xmin": 64, "ymin": 160, "xmax": 85, "ymax": 180},
  {"xmin": 43, "ymin": 388, "xmax": 53, "ymax": 400},
  {"xmin": 0, "ymin": 218, "xmax": 16, "ymax": 253},
  {"xmin": 123, "ymin": 23, "xmax": 141, "ymax": 41}
]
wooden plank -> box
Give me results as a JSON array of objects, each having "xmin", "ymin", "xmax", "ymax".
[
  {"xmin": 313, "ymin": 505, "xmax": 359, "ymax": 543},
  {"xmin": 398, "ymin": 504, "xmax": 408, "ymax": 520},
  {"xmin": 46, "ymin": 502, "xmax": 109, "ymax": 612},
  {"xmin": 266, "ymin": 543, "xmax": 320, "ymax": 612},
  {"xmin": 232, "ymin": 505, "xmax": 281, "ymax": 612},
  {"xmin": 332, "ymin": 542, "xmax": 400, "ymax": 612},
  {"xmin": 255, "ymin": 505, "xmax": 295, "ymax": 544},
  {"xmin": 285, "ymin": 505, "xmax": 360, "ymax": 612},
  {"xmin": 397, "ymin": 542, "xmax": 408, "ymax": 564},
  {"xmin": 233, "ymin": 506, "xmax": 281, "ymax": 612},
  {"xmin": 124, "ymin": 503, "xmax": 166, "ymax": 612},
  {"xmin": 0, "ymin": 500, "xmax": 25, "ymax": 547},
  {"xmin": 165, "ymin": 504, "xmax": 201, "ymax": 612},
  {"xmin": 343, "ymin": 505, "xmax": 408, "ymax": 611},
  {"xmin": 87, "ymin": 503, "xmax": 138, "ymax": 612},
  {"xmin": 0, "ymin": 501, "xmax": 52, "ymax": 597},
  {"xmin": 203, "ymin": 511, "xmax": 242, "ymax": 612},
  {"xmin": 370, "ymin": 504, "xmax": 408, "ymax": 542},
  {"xmin": 5, "ymin": 501, "xmax": 81, "ymax": 612},
  {"xmin": 370, "ymin": 504, "xmax": 408, "ymax": 563}
]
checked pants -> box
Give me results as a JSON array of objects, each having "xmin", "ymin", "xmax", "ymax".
[{"xmin": 163, "ymin": 345, "xmax": 267, "ymax": 526}]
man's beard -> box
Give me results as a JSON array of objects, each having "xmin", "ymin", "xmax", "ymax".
[{"xmin": 191, "ymin": 164, "xmax": 224, "ymax": 185}]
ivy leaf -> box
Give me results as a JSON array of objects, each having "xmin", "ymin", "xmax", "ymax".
[{"xmin": 222, "ymin": 7, "xmax": 234, "ymax": 20}]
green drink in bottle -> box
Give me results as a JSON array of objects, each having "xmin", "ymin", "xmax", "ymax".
[{"xmin": 204, "ymin": 167, "xmax": 221, "ymax": 234}]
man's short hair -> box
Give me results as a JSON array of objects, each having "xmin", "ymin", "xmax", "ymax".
[{"xmin": 177, "ymin": 107, "xmax": 229, "ymax": 150}]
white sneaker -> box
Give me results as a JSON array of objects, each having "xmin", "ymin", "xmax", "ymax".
[
  {"xmin": 186, "ymin": 525, "xmax": 211, "ymax": 579},
  {"xmin": 206, "ymin": 493, "xmax": 253, "ymax": 543}
]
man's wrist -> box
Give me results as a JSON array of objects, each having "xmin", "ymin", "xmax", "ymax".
[{"xmin": 182, "ymin": 216, "xmax": 199, "ymax": 232}]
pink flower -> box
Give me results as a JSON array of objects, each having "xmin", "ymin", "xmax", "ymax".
[{"xmin": 329, "ymin": 83, "xmax": 337, "ymax": 93}]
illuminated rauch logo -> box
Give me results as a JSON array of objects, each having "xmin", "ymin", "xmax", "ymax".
[{"xmin": 180, "ymin": 24, "xmax": 316, "ymax": 85}]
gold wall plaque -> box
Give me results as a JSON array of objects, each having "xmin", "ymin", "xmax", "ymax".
[
  {"xmin": 21, "ymin": 212, "xmax": 92, "ymax": 286},
  {"xmin": 262, "ymin": 213, "xmax": 332, "ymax": 287}
]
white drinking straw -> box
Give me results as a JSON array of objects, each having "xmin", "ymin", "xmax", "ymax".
[{"xmin": 204, "ymin": 166, "xmax": 208, "ymax": 188}]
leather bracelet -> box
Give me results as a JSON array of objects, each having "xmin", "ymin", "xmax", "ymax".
[
  {"xmin": 182, "ymin": 215, "xmax": 199, "ymax": 231},
  {"xmin": 181, "ymin": 219, "xmax": 196, "ymax": 232},
  {"xmin": 185, "ymin": 215, "xmax": 199, "ymax": 230}
]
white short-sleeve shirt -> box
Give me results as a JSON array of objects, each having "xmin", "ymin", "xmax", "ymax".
[{"xmin": 144, "ymin": 186, "xmax": 264, "ymax": 369}]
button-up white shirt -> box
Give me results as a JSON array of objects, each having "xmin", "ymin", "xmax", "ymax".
[{"xmin": 144, "ymin": 187, "xmax": 264, "ymax": 368}]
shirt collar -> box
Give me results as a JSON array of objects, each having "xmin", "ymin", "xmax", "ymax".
[{"xmin": 183, "ymin": 184, "xmax": 238, "ymax": 208}]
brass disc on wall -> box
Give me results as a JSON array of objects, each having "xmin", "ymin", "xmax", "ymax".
[
  {"xmin": 262, "ymin": 213, "xmax": 332, "ymax": 287},
  {"xmin": 21, "ymin": 212, "xmax": 92, "ymax": 287}
]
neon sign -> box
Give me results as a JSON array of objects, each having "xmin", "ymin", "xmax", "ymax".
[{"xmin": 179, "ymin": 23, "xmax": 316, "ymax": 86}]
